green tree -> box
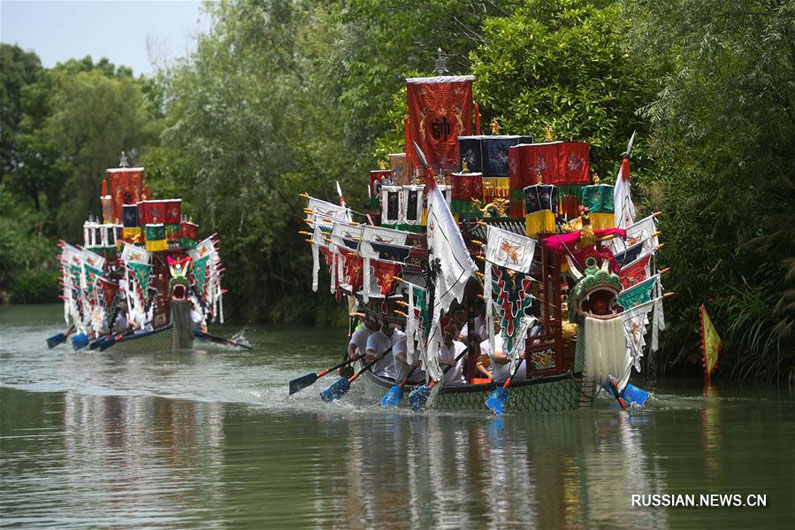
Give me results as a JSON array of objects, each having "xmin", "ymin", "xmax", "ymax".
[
  {"xmin": 336, "ymin": 0, "xmax": 517, "ymax": 156},
  {"xmin": 157, "ymin": 0, "xmax": 357, "ymax": 321},
  {"xmin": 0, "ymin": 45, "xmax": 42, "ymax": 194},
  {"xmin": 470, "ymin": 0, "xmax": 662, "ymax": 175},
  {"xmin": 629, "ymin": 0, "xmax": 795, "ymax": 380},
  {"xmin": 16, "ymin": 57, "xmax": 160, "ymax": 239}
]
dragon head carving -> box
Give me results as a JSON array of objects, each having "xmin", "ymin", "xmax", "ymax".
[
  {"xmin": 167, "ymin": 256, "xmax": 192, "ymax": 301},
  {"xmin": 568, "ymin": 256, "xmax": 623, "ymax": 322}
]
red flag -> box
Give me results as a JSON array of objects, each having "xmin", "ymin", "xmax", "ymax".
[
  {"xmin": 339, "ymin": 247, "xmax": 363, "ymax": 292},
  {"xmin": 371, "ymin": 259, "xmax": 402, "ymax": 297},
  {"xmin": 619, "ymin": 253, "xmax": 651, "ymax": 289},
  {"xmin": 508, "ymin": 142, "xmax": 590, "ymax": 186},
  {"xmin": 559, "ymin": 142, "xmax": 590, "ymax": 184},
  {"xmin": 106, "ymin": 168, "xmax": 143, "ymax": 224},
  {"xmin": 406, "ymin": 76, "xmax": 474, "ymax": 176}
]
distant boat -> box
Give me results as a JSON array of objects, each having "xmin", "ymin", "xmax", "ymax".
[{"xmin": 51, "ymin": 156, "xmax": 225, "ymax": 353}]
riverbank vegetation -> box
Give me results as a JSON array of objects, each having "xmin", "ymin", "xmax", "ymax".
[{"xmin": 1, "ymin": 0, "xmax": 792, "ymax": 381}]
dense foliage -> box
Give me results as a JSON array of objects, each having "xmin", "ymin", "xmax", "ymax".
[
  {"xmin": 628, "ymin": 0, "xmax": 795, "ymax": 382},
  {"xmin": 1, "ymin": 0, "xmax": 792, "ymax": 381}
]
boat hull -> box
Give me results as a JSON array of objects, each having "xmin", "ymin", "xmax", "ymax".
[
  {"xmin": 362, "ymin": 368, "xmax": 593, "ymax": 413},
  {"xmin": 107, "ymin": 324, "xmax": 194, "ymax": 353}
]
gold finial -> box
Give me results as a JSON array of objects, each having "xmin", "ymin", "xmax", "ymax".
[
  {"xmin": 490, "ymin": 118, "xmax": 501, "ymax": 135},
  {"xmin": 536, "ymin": 170, "xmax": 543, "ymax": 185},
  {"xmin": 378, "ymin": 160, "xmax": 387, "ymax": 170},
  {"xmin": 592, "ymin": 173, "xmax": 600, "ymax": 184},
  {"xmin": 461, "ymin": 158, "xmax": 469, "ymax": 173},
  {"xmin": 543, "ymin": 125, "xmax": 555, "ymax": 142}
]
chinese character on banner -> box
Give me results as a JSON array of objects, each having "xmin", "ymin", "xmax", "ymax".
[{"xmin": 406, "ymin": 76, "xmax": 474, "ymax": 176}]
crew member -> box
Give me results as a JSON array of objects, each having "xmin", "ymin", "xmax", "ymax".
[
  {"xmin": 393, "ymin": 332, "xmax": 425, "ymax": 385},
  {"xmin": 365, "ymin": 320, "xmax": 402, "ymax": 380},
  {"xmin": 348, "ymin": 314, "xmax": 379, "ymax": 360},
  {"xmin": 439, "ymin": 319, "xmax": 466, "ymax": 385}
]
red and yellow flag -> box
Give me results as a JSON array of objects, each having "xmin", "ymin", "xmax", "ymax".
[{"xmin": 699, "ymin": 305, "xmax": 721, "ymax": 379}]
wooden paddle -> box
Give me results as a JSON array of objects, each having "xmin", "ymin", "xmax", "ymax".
[
  {"xmin": 607, "ymin": 379, "xmax": 628, "ymax": 410},
  {"xmin": 195, "ymin": 330, "xmax": 253, "ymax": 350},
  {"xmin": 408, "ymin": 347, "xmax": 468, "ymax": 411},
  {"xmin": 320, "ymin": 346, "xmax": 394, "ymax": 402},
  {"xmin": 603, "ymin": 376, "xmax": 649, "ymax": 408},
  {"xmin": 289, "ymin": 354, "xmax": 364, "ymax": 395}
]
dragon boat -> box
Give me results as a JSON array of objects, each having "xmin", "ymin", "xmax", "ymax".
[
  {"xmin": 51, "ymin": 155, "xmax": 225, "ymax": 353},
  {"xmin": 302, "ymin": 70, "xmax": 668, "ymax": 413}
]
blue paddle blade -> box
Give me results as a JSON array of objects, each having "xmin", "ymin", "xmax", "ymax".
[
  {"xmin": 381, "ymin": 385, "xmax": 404, "ymax": 407},
  {"xmin": 289, "ymin": 372, "xmax": 318, "ymax": 395},
  {"xmin": 320, "ymin": 377, "xmax": 350, "ymax": 402},
  {"xmin": 71, "ymin": 333, "xmax": 89, "ymax": 350},
  {"xmin": 622, "ymin": 383, "xmax": 651, "ymax": 407},
  {"xmin": 46, "ymin": 333, "xmax": 66, "ymax": 349},
  {"xmin": 485, "ymin": 387, "xmax": 508, "ymax": 415},
  {"xmin": 409, "ymin": 385, "xmax": 431, "ymax": 411}
]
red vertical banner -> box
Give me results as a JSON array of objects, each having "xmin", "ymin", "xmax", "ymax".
[
  {"xmin": 524, "ymin": 142, "xmax": 560, "ymax": 184},
  {"xmin": 558, "ymin": 142, "xmax": 590, "ymax": 184},
  {"xmin": 107, "ymin": 168, "xmax": 144, "ymax": 224},
  {"xmin": 406, "ymin": 76, "xmax": 474, "ymax": 176}
]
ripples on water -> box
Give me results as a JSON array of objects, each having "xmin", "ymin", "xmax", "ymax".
[{"xmin": 1, "ymin": 304, "xmax": 793, "ymax": 529}]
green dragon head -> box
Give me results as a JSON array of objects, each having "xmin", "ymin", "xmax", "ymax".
[
  {"xmin": 568, "ymin": 256, "xmax": 623, "ymax": 323},
  {"xmin": 168, "ymin": 256, "xmax": 193, "ymax": 301}
]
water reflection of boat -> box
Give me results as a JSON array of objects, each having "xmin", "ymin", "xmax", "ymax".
[
  {"xmin": 326, "ymin": 411, "xmax": 668, "ymax": 528},
  {"xmin": 61, "ymin": 391, "xmax": 226, "ymax": 525}
]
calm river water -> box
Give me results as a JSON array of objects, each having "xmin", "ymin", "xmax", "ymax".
[{"xmin": 1, "ymin": 304, "xmax": 793, "ymax": 529}]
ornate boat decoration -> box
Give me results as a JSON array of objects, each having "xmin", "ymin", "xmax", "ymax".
[
  {"xmin": 51, "ymin": 154, "xmax": 225, "ymax": 352},
  {"xmin": 297, "ymin": 66, "xmax": 669, "ymax": 413}
]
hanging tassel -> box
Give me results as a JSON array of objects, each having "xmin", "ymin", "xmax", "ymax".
[
  {"xmin": 311, "ymin": 242, "xmax": 319, "ymax": 292},
  {"xmin": 525, "ymin": 211, "xmax": 556, "ymax": 237},
  {"xmin": 485, "ymin": 263, "xmax": 495, "ymax": 360},
  {"xmin": 474, "ymin": 102, "xmax": 481, "ymax": 135},
  {"xmin": 590, "ymin": 212, "xmax": 615, "ymax": 231},
  {"xmin": 363, "ymin": 254, "xmax": 371, "ymax": 302},
  {"xmin": 330, "ymin": 247, "xmax": 337, "ymax": 294},
  {"xmin": 651, "ymin": 277, "xmax": 665, "ymax": 355},
  {"xmin": 407, "ymin": 286, "xmax": 415, "ymax": 364}
]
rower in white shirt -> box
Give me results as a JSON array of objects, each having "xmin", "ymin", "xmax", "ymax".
[
  {"xmin": 479, "ymin": 322, "xmax": 527, "ymax": 383},
  {"xmin": 348, "ymin": 314, "xmax": 379, "ymax": 361},
  {"xmin": 365, "ymin": 321, "xmax": 402, "ymax": 381},
  {"xmin": 439, "ymin": 320, "xmax": 466, "ymax": 385},
  {"xmin": 392, "ymin": 332, "xmax": 425, "ymax": 384}
]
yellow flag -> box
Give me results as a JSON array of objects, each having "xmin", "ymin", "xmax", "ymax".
[{"xmin": 699, "ymin": 305, "xmax": 721, "ymax": 379}]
